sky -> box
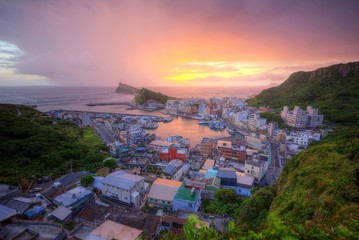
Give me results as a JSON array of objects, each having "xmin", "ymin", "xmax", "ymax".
[{"xmin": 0, "ymin": 0, "xmax": 358, "ymax": 87}]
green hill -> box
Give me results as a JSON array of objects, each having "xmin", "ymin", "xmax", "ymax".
[
  {"xmin": 0, "ymin": 104, "xmax": 109, "ymax": 183},
  {"xmin": 247, "ymin": 62, "xmax": 359, "ymax": 125},
  {"xmin": 134, "ymin": 88, "xmax": 174, "ymax": 104}
]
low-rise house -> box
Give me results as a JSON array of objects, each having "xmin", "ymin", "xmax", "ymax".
[
  {"xmin": 163, "ymin": 160, "xmax": 183, "ymax": 181},
  {"xmin": 126, "ymin": 156, "xmax": 151, "ymax": 172},
  {"xmin": 55, "ymin": 171, "xmax": 87, "ymax": 188},
  {"xmin": 149, "ymin": 140, "xmax": 173, "ymax": 151},
  {"xmin": 245, "ymin": 158, "xmax": 267, "ymax": 182},
  {"xmin": 0, "ymin": 204, "xmax": 17, "ymax": 224},
  {"xmin": 101, "ymin": 171, "xmax": 144, "ymax": 208},
  {"xmin": 173, "ymin": 187, "xmax": 201, "ymax": 212},
  {"xmin": 48, "ymin": 206, "xmax": 72, "ymax": 222},
  {"xmin": 202, "ymin": 159, "xmax": 215, "ymax": 170},
  {"xmin": 148, "ymin": 178, "xmax": 182, "ymax": 211},
  {"xmin": 236, "ymin": 172, "xmax": 255, "ymax": 197},
  {"xmin": 53, "ymin": 186, "xmax": 93, "ymax": 213},
  {"xmin": 85, "ymin": 220, "xmax": 142, "ymax": 240},
  {"xmin": 217, "ymin": 167, "xmax": 237, "ymax": 187},
  {"xmin": 78, "ymin": 203, "xmax": 109, "ymax": 227}
]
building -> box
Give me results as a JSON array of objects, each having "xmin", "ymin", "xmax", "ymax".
[
  {"xmin": 199, "ymin": 138, "xmax": 213, "ymax": 157},
  {"xmin": 147, "ymin": 179, "xmax": 182, "ymax": 211},
  {"xmin": 173, "ymin": 187, "xmax": 201, "ymax": 212},
  {"xmin": 149, "ymin": 140, "xmax": 173, "ymax": 151},
  {"xmin": 245, "ymin": 155, "xmax": 269, "ymax": 182},
  {"xmin": 127, "ymin": 125, "xmax": 145, "ymax": 147},
  {"xmin": 236, "ymin": 172, "xmax": 255, "ymax": 197},
  {"xmin": 85, "ymin": 220, "xmax": 142, "ymax": 240},
  {"xmin": 126, "ymin": 156, "xmax": 151, "ymax": 172},
  {"xmin": 217, "ymin": 167, "xmax": 237, "ymax": 187},
  {"xmin": 202, "ymin": 159, "xmax": 215, "ymax": 170},
  {"xmin": 53, "ymin": 186, "xmax": 93, "ymax": 213},
  {"xmin": 268, "ymin": 122, "xmax": 278, "ymax": 137},
  {"xmin": 281, "ymin": 106, "xmax": 323, "ymax": 128},
  {"xmin": 101, "ymin": 171, "xmax": 144, "ymax": 208},
  {"xmin": 0, "ymin": 204, "xmax": 17, "ymax": 224},
  {"xmin": 217, "ymin": 140, "xmax": 247, "ymax": 161},
  {"xmin": 159, "ymin": 146, "xmax": 187, "ymax": 162},
  {"xmin": 163, "ymin": 160, "xmax": 183, "ymax": 181}
]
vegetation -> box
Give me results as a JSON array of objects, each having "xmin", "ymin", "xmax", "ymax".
[
  {"xmin": 134, "ymin": 88, "xmax": 174, "ymax": 104},
  {"xmin": 103, "ymin": 158, "xmax": 117, "ymax": 170},
  {"xmin": 247, "ymin": 62, "xmax": 359, "ymax": 125},
  {"xmin": 259, "ymin": 112, "xmax": 286, "ymax": 129},
  {"xmin": 202, "ymin": 188, "xmax": 243, "ymax": 215},
  {"xmin": 80, "ymin": 175, "xmax": 95, "ymax": 187},
  {"xmin": 0, "ymin": 104, "xmax": 109, "ymax": 183}
]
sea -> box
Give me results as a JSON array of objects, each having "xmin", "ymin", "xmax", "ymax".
[{"xmin": 0, "ymin": 86, "xmax": 264, "ymax": 146}]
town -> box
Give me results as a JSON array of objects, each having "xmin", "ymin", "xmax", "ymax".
[{"xmin": 0, "ymin": 98, "xmax": 331, "ymax": 240}]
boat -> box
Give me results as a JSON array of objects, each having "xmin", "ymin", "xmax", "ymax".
[
  {"xmin": 163, "ymin": 116, "xmax": 173, "ymax": 122},
  {"xmin": 197, "ymin": 121, "xmax": 209, "ymax": 125}
]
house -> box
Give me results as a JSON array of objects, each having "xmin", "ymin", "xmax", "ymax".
[
  {"xmin": 163, "ymin": 160, "xmax": 183, "ymax": 181},
  {"xmin": 55, "ymin": 171, "xmax": 87, "ymax": 188},
  {"xmin": 173, "ymin": 187, "xmax": 201, "ymax": 212},
  {"xmin": 53, "ymin": 186, "xmax": 93, "ymax": 213},
  {"xmin": 0, "ymin": 204, "xmax": 17, "ymax": 224},
  {"xmin": 200, "ymin": 138, "xmax": 213, "ymax": 157},
  {"xmin": 245, "ymin": 158, "xmax": 267, "ymax": 182},
  {"xmin": 160, "ymin": 146, "xmax": 187, "ymax": 162},
  {"xmin": 217, "ymin": 141, "xmax": 247, "ymax": 161},
  {"xmin": 85, "ymin": 220, "xmax": 142, "ymax": 240},
  {"xmin": 236, "ymin": 172, "xmax": 255, "ymax": 197},
  {"xmin": 147, "ymin": 178, "xmax": 182, "ymax": 211},
  {"xmin": 217, "ymin": 167, "xmax": 237, "ymax": 187},
  {"xmin": 48, "ymin": 206, "xmax": 72, "ymax": 222},
  {"xmin": 149, "ymin": 140, "xmax": 173, "ymax": 151},
  {"xmin": 78, "ymin": 203, "xmax": 109, "ymax": 226},
  {"xmin": 126, "ymin": 156, "xmax": 151, "ymax": 172},
  {"xmin": 101, "ymin": 171, "xmax": 144, "ymax": 208},
  {"xmin": 202, "ymin": 159, "xmax": 215, "ymax": 170}
]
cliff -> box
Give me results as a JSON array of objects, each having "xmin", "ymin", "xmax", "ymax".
[
  {"xmin": 247, "ymin": 62, "xmax": 359, "ymax": 124},
  {"xmin": 115, "ymin": 82, "xmax": 139, "ymax": 95}
]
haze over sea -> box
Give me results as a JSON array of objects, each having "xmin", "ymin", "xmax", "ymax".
[{"xmin": 0, "ymin": 86, "xmax": 264, "ymax": 146}]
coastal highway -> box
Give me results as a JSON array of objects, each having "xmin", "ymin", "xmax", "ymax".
[
  {"xmin": 91, "ymin": 122, "xmax": 117, "ymax": 144},
  {"xmin": 262, "ymin": 140, "xmax": 282, "ymax": 186}
]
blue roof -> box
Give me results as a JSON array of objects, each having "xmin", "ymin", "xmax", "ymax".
[{"xmin": 205, "ymin": 169, "xmax": 218, "ymax": 179}]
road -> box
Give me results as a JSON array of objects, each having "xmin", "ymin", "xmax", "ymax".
[
  {"xmin": 262, "ymin": 140, "xmax": 282, "ymax": 186},
  {"xmin": 91, "ymin": 122, "xmax": 117, "ymax": 144}
]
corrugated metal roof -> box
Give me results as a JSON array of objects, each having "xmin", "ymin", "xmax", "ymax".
[
  {"xmin": 50, "ymin": 206, "xmax": 72, "ymax": 221},
  {"xmin": 0, "ymin": 204, "xmax": 17, "ymax": 222},
  {"xmin": 54, "ymin": 186, "xmax": 92, "ymax": 207},
  {"xmin": 85, "ymin": 220, "xmax": 142, "ymax": 240},
  {"xmin": 217, "ymin": 167, "xmax": 237, "ymax": 179},
  {"xmin": 236, "ymin": 172, "xmax": 255, "ymax": 187},
  {"xmin": 163, "ymin": 160, "xmax": 183, "ymax": 176},
  {"xmin": 148, "ymin": 179, "xmax": 182, "ymax": 201},
  {"xmin": 102, "ymin": 171, "xmax": 144, "ymax": 190}
]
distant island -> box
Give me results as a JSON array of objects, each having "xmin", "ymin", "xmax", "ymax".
[
  {"xmin": 115, "ymin": 82, "xmax": 174, "ymax": 105},
  {"xmin": 115, "ymin": 82, "xmax": 139, "ymax": 95}
]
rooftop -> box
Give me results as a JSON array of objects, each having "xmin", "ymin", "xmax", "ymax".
[
  {"xmin": 127, "ymin": 156, "xmax": 151, "ymax": 166},
  {"xmin": 53, "ymin": 186, "xmax": 92, "ymax": 207},
  {"xmin": 217, "ymin": 140, "xmax": 232, "ymax": 149},
  {"xmin": 174, "ymin": 187, "xmax": 199, "ymax": 202},
  {"xmin": 163, "ymin": 160, "xmax": 183, "ymax": 176},
  {"xmin": 102, "ymin": 171, "xmax": 144, "ymax": 190},
  {"xmin": 217, "ymin": 167, "xmax": 237, "ymax": 179},
  {"xmin": 245, "ymin": 160, "xmax": 265, "ymax": 168},
  {"xmin": 0, "ymin": 203, "xmax": 17, "ymax": 222},
  {"xmin": 2, "ymin": 199, "xmax": 32, "ymax": 215},
  {"xmin": 49, "ymin": 206, "xmax": 72, "ymax": 221},
  {"xmin": 236, "ymin": 172, "xmax": 255, "ymax": 187},
  {"xmin": 148, "ymin": 179, "xmax": 182, "ymax": 201},
  {"xmin": 85, "ymin": 220, "xmax": 142, "ymax": 240},
  {"xmin": 202, "ymin": 159, "xmax": 215, "ymax": 170}
]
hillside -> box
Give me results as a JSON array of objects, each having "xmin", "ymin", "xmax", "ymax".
[
  {"xmin": 235, "ymin": 126, "xmax": 359, "ymax": 239},
  {"xmin": 115, "ymin": 82, "xmax": 139, "ymax": 94},
  {"xmin": 0, "ymin": 104, "xmax": 109, "ymax": 183},
  {"xmin": 134, "ymin": 88, "xmax": 174, "ymax": 105},
  {"xmin": 247, "ymin": 62, "xmax": 359, "ymax": 125}
]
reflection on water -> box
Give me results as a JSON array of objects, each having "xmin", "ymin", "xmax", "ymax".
[{"xmin": 147, "ymin": 116, "xmax": 229, "ymax": 147}]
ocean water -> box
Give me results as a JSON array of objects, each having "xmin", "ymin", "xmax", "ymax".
[{"xmin": 0, "ymin": 86, "xmax": 264, "ymax": 146}]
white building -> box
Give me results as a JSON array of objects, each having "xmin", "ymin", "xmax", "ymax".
[
  {"xmin": 101, "ymin": 171, "xmax": 145, "ymax": 208},
  {"xmin": 149, "ymin": 140, "xmax": 173, "ymax": 151},
  {"xmin": 148, "ymin": 178, "xmax": 182, "ymax": 211}
]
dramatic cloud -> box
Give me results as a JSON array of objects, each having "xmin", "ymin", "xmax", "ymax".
[{"xmin": 0, "ymin": 0, "xmax": 358, "ymax": 86}]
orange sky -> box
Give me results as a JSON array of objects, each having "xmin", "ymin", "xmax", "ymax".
[{"xmin": 0, "ymin": 0, "xmax": 358, "ymax": 87}]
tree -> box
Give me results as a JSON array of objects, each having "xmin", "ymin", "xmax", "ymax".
[
  {"xmin": 80, "ymin": 175, "xmax": 95, "ymax": 187},
  {"xmin": 103, "ymin": 158, "xmax": 117, "ymax": 170},
  {"xmin": 215, "ymin": 188, "xmax": 238, "ymax": 204}
]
